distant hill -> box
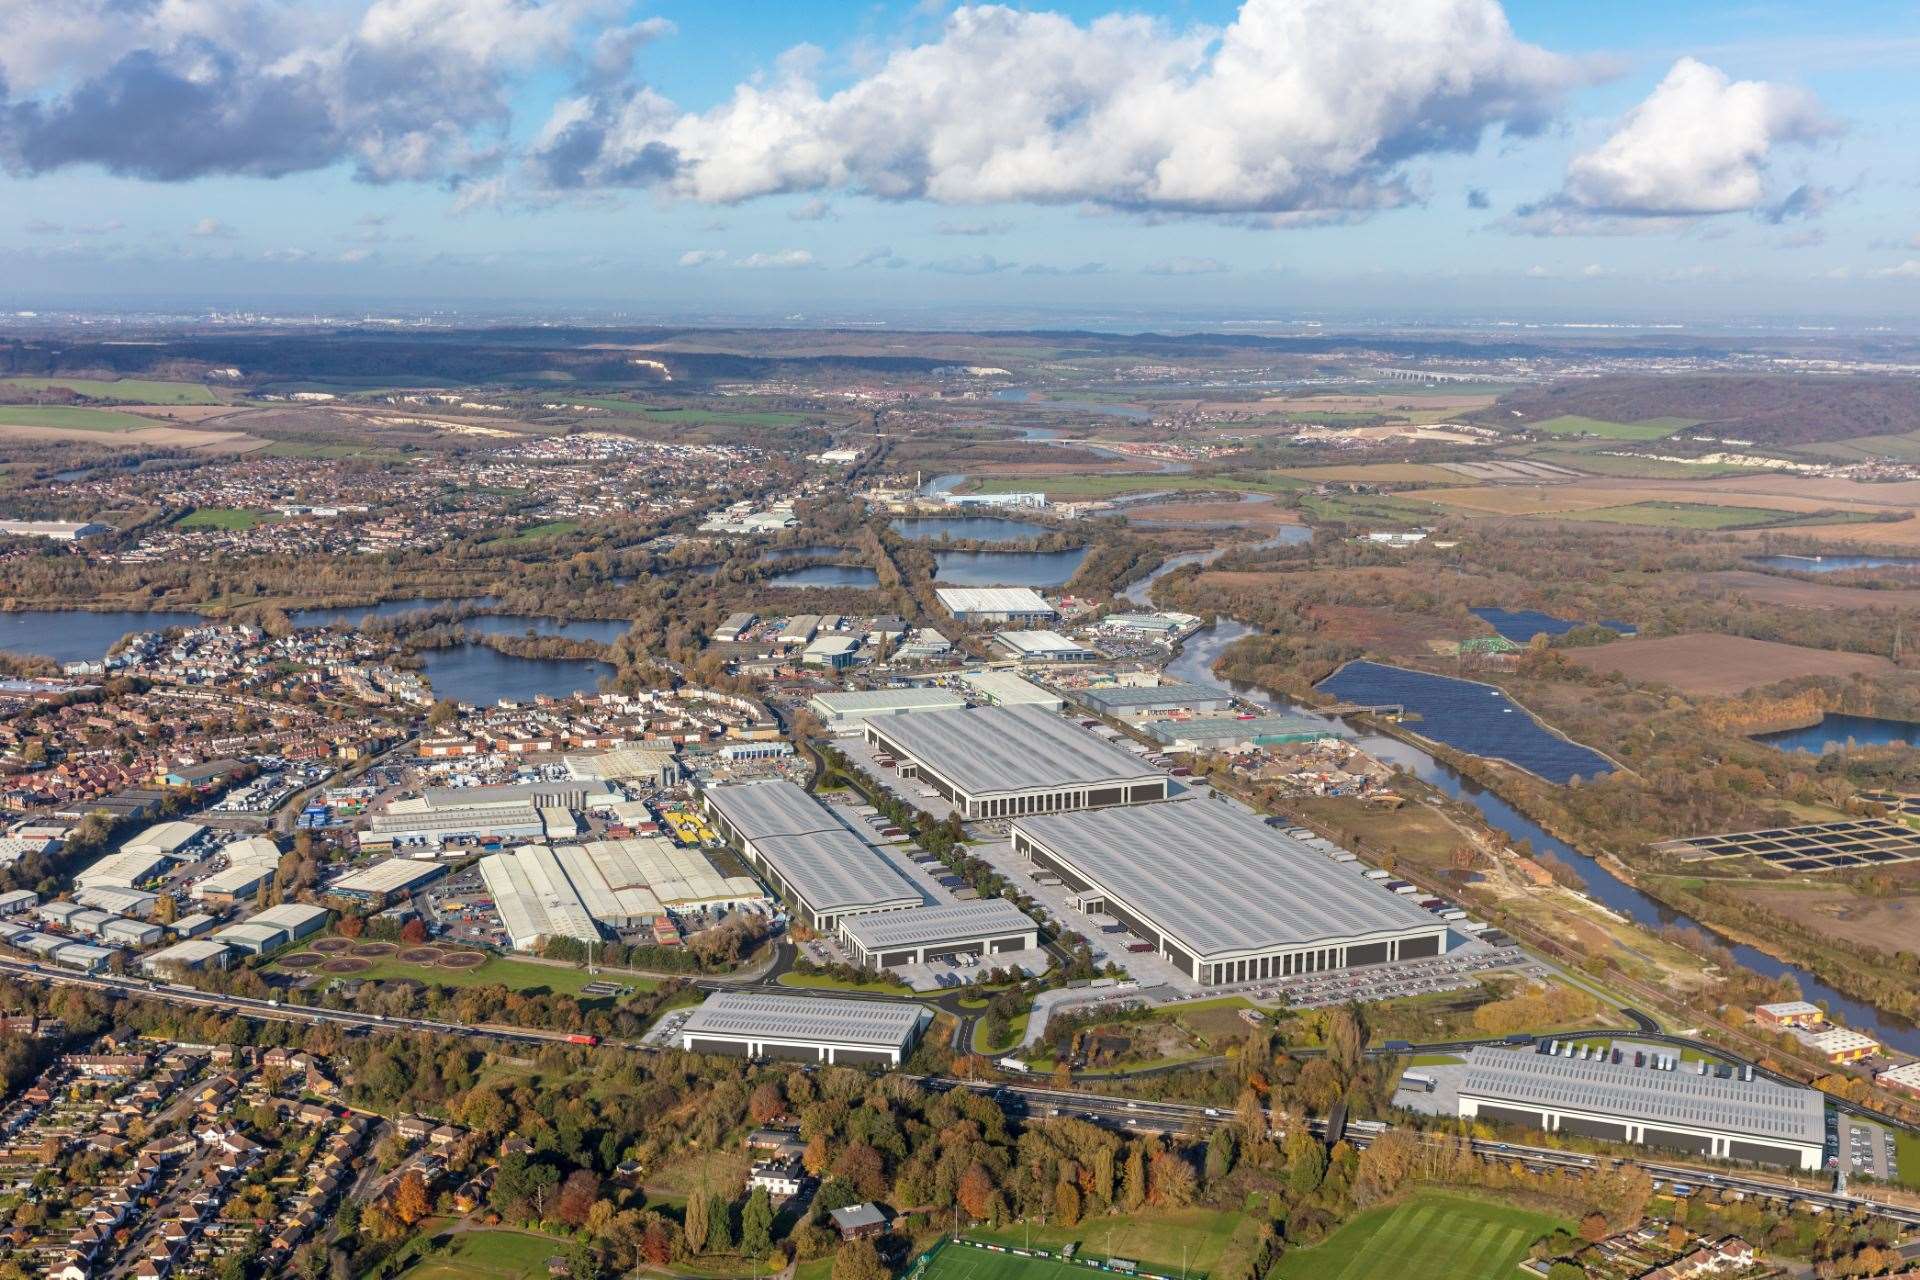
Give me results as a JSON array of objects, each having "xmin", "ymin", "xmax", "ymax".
[{"xmin": 1473, "ymin": 374, "xmax": 1920, "ymax": 446}]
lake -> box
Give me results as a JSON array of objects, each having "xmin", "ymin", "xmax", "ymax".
[
  {"xmin": 755, "ymin": 546, "xmax": 859, "ymax": 563},
  {"xmin": 1756, "ymin": 713, "xmax": 1920, "ymax": 755},
  {"xmin": 1316, "ymin": 660, "xmax": 1616, "ymax": 785},
  {"xmin": 1470, "ymin": 607, "xmax": 1637, "ymax": 645},
  {"xmin": 933, "ymin": 547, "xmax": 1090, "ymax": 587},
  {"xmin": 769, "ymin": 565, "xmax": 881, "ymax": 589},
  {"xmin": 0, "ymin": 609, "xmax": 208, "ymax": 665},
  {"xmin": 890, "ymin": 517, "xmax": 1053, "ymax": 543},
  {"xmin": 420, "ymin": 645, "xmax": 614, "ymax": 707},
  {"xmin": 1750, "ymin": 554, "xmax": 1920, "ymax": 573},
  {"xmin": 1168, "ymin": 618, "xmax": 1920, "ymax": 1053}
]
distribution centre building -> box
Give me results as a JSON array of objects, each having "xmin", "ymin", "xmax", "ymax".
[
  {"xmin": 1010, "ymin": 801, "xmax": 1445, "ymax": 985},
  {"xmin": 864, "ymin": 704, "xmax": 1168, "ymax": 820},
  {"xmin": 807, "ymin": 687, "xmax": 967, "ymax": 729},
  {"xmin": 1453, "ymin": 1044, "xmax": 1825, "ymax": 1171},
  {"xmin": 934, "ymin": 587, "xmax": 1058, "ymax": 624},
  {"xmin": 1074, "ymin": 682, "xmax": 1237, "ymax": 718},
  {"xmin": 679, "ymin": 991, "xmax": 930, "ymax": 1065},
  {"xmin": 702, "ymin": 780, "xmax": 923, "ymax": 931},
  {"xmin": 1141, "ymin": 714, "xmax": 1338, "ymax": 752},
  {"xmin": 839, "ymin": 899, "xmax": 1039, "ymax": 968},
  {"xmin": 957, "ymin": 670, "xmax": 1063, "ymax": 711},
  {"xmin": 990, "ymin": 631, "xmax": 1101, "ymax": 664}
]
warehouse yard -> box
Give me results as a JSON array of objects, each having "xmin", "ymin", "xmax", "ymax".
[{"xmin": 1563, "ymin": 633, "xmax": 1894, "ymax": 697}]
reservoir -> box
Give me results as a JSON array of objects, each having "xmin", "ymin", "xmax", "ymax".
[
  {"xmin": 889, "ymin": 517, "xmax": 1053, "ymax": 543},
  {"xmin": 1755, "ymin": 713, "xmax": 1920, "ymax": 755},
  {"xmin": 1471, "ymin": 607, "xmax": 1636, "ymax": 645},
  {"xmin": 769, "ymin": 565, "xmax": 881, "ymax": 589},
  {"xmin": 933, "ymin": 547, "xmax": 1089, "ymax": 587},
  {"xmin": 1162, "ymin": 615, "xmax": 1920, "ymax": 1052},
  {"xmin": 1750, "ymin": 554, "xmax": 1920, "ymax": 573},
  {"xmin": 460, "ymin": 616, "xmax": 630, "ymax": 644},
  {"xmin": 420, "ymin": 645, "xmax": 614, "ymax": 707}
]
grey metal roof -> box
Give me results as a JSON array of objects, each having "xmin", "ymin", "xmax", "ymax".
[
  {"xmin": 810, "ymin": 688, "xmax": 967, "ymax": 714},
  {"xmin": 1457, "ymin": 1045, "xmax": 1825, "ymax": 1146},
  {"xmin": 1012, "ymin": 801, "xmax": 1440, "ymax": 959},
  {"xmin": 682, "ymin": 992, "xmax": 928, "ymax": 1048},
  {"xmin": 703, "ymin": 780, "xmax": 844, "ymax": 841},
  {"xmin": 753, "ymin": 829, "xmax": 924, "ymax": 913},
  {"xmin": 839, "ymin": 899, "xmax": 1036, "ymax": 951},
  {"xmin": 1075, "ymin": 682, "xmax": 1235, "ymax": 711},
  {"xmin": 867, "ymin": 704, "xmax": 1162, "ymax": 797}
]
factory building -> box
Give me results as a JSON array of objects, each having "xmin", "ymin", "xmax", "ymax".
[
  {"xmin": 479, "ymin": 844, "xmax": 602, "ymax": 951},
  {"xmin": 864, "ymin": 704, "xmax": 1167, "ymax": 820},
  {"xmin": 141, "ymin": 939, "xmax": 234, "ymax": 975},
  {"xmin": 1141, "ymin": 714, "xmax": 1338, "ymax": 752},
  {"xmin": 327, "ymin": 859, "xmax": 448, "ymax": 903},
  {"xmin": 75, "ymin": 849, "xmax": 174, "ymax": 891},
  {"xmin": 1074, "ymin": 682, "xmax": 1238, "ymax": 719},
  {"xmin": 366, "ymin": 779, "xmax": 618, "ymax": 848},
  {"xmin": 934, "ymin": 587, "xmax": 1058, "ymax": 624},
  {"xmin": 957, "ymin": 670, "xmax": 1063, "ymax": 711},
  {"xmin": 679, "ymin": 991, "xmax": 930, "ymax": 1066},
  {"xmin": 1010, "ymin": 801, "xmax": 1446, "ymax": 985},
  {"xmin": 839, "ymin": 900, "xmax": 1038, "ymax": 969},
  {"xmin": 990, "ymin": 631, "xmax": 1101, "ymax": 664},
  {"xmin": 1453, "ymin": 1043, "xmax": 1825, "ymax": 1171},
  {"xmin": 807, "ymin": 688, "xmax": 967, "ymax": 729},
  {"xmin": 212, "ymin": 903, "xmax": 330, "ymax": 955},
  {"xmin": 702, "ymin": 781, "xmax": 922, "ymax": 931}
]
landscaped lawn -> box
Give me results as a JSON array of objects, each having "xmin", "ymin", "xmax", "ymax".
[
  {"xmin": 0, "ymin": 404, "xmax": 150, "ymax": 431},
  {"xmin": 968, "ymin": 1207, "xmax": 1245, "ymax": 1274},
  {"xmin": 491, "ymin": 520, "xmax": 582, "ymax": 542},
  {"xmin": 777, "ymin": 971, "xmax": 918, "ymax": 997},
  {"xmin": 1268, "ymin": 1192, "xmax": 1565, "ymax": 1280},
  {"xmin": 1895, "ymin": 1131, "xmax": 1920, "ymax": 1191},
  {"xmin": 395, "ymin": 1229, "xmax": 570, "ymax": 1280},
  {"xmin": 175, "ymin": 507, "xmax": 265, "ymax": 530},
  {"xmin": 273, "ymin": 947, "xmax": 657, "ymax": 997},
  {"xmin": 1530, "ymin": 414, "xmax": 1697, "ymax": 440},
  {"xmin": 0, "ymin": 376, "xmax": 220, "ymax": 404}
]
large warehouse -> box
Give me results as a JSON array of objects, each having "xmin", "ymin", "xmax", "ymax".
[
  {"xmin": 479, "ymin": 843, "xmax": 602, "ymax": 950},
  {"xmin": 1454, "ymin": 1044, "xmax": 1826, "ymax": 1171},
  {"xmin": 839, "ymin": 899, "xmax": 1039, "ymax": 968},
  {"xmin": 864, "ymin": 704, "xmax": 1168, "ymax": 820},
  {"xmin": 1011, "ymin": 801, "xmax": 1446, "ymax": 984},
  {"xmin": 367, "ymin": 778, "xmax": 619, "ymax": 848},
  {"xmin": 934, "ymin": 587, "xmax": 1058, "ymax": 624},
  {"xmin": 806, "ymin": 687, "xmax": 967, "ymax": 729},
  {"xmin": 702, "ymin": 781, "xmax": 923, "ymax": 931},
  {"xmin": 679, "ymin": 991, "xmax": 930, "ymax": 1065},
  {"xmin": 1074, "ymin": 682, "xmax": 1237, "ymax": 719}
]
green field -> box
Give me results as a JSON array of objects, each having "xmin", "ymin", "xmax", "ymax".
[
  {"xmin": 175, "ymin": 507, "xmax": 265, "ymax": 530},
  {"xmin": 566, "ymin": 397, "xmax": 812, "ymax": 427},
  {"xmin": 1530, "ymin": 414, "xmax": 1698, "ymax": 441},
  {"xmin": 966, "ymin": 1207, "xmax": 1244, "ymax": 1274},
  {"xmin": 490, "ymin": 520, "xmax": 582, "ymax": 543},
  {"xmin": 1791, "ymin": 430, "xmax": 1920, "ymax": 464},
  {"xmin": 1269, "ymin": 1193, "xmax": 1565, "ymax": 1280},
  {"xmin": 1896, "ymin": 1131, "xmax": 1920, "ymax": 1191},
  {"xmin": 273, "ymin": 948, "xmax": 654, "ymax": 996},
  {"xmin": 0, "ymin": 404, "xmax": 151, "ymax": 431},
  {"xmin": 1524, "ymin": 448, "xmax": 1755, "ymax": 479},
  {"xmin": 778, "ymin": 971, "xmax": 918, "ymax": 997},
  {"xmin": 966, "ymin": 473, "xmax": 1290, "ymax": 499},
  {"xmin": 1549, "ymin": 501, "xmax": 1797, "ymax": 529},
  {"xmin": 1, "ymin": 376, "xmax": 219, "ymax": 404},
  {"xmin": 396, "ymin": 1229, "xmax": 570, "ymax": 1280}
]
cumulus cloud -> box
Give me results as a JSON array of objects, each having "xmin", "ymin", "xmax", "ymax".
[
  {"xmin": 850, "ymin": 245, "xmax": 908, "ymax": 269},
  {"xmin": 1512, "ymin": 58, "xmax": 1835, "ymax": 234},
  {"xmin": 533, "ymin": 0, "xmax": 1577, "ymax": 220},
  {"xmin": 189, "ymin": 217, "xmax": 237, "ymax": 239},
  {"xmin": 1022, "ymin": 260, "xmax": 1106, "ymax": 275},
  {"xmin": 0, "ymin": 0, "xmax": 626, "ymax": 183},
  {"xmin": 1144, "ymin": 256, "xmax": 1228, "ymax": 275},
  {"xmin": 1872, "ymin": 260, "xmax": 1920, "ymax": 280},
  {"xmin": 733, "ymin": 248, "xmax": 814, "ymax": 269},
  {"xmin": 924, "ymin": 253, "xmax": 1015, "ymax": 274},
  {"xmin": 678, "ymin": 248, "xmax": 727, "ymax": 267}
]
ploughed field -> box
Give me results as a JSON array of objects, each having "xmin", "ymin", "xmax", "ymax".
[{"xmin": 1561, "ymin": 633, "xmax": 1894, "ymax": 698}]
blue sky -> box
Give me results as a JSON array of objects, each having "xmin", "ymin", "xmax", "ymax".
[{"xmin": 2, "ymin": 0, "xmax": 1917, "ymax": 321}]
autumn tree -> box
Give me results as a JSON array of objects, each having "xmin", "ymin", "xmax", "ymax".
[
  {"xmin": 748, "ymin": 1081, "xmax": 785, "ymax": 1125},
  {"xmin": 391, "ymin": 1171, "xmax": 430, "ymax": 1228},
  {"xmin": 832, "ymin": 1239, "xmax": 889, "ymax": 1280},
  {"xmin": 957, "ymin": 1162, "xmax": 995, "ymax": 1221},
  {"xmin": 555, "ymin": 1169, "xmax": 601, "ymax": 1229},
  {"xmin": 684, "ymin": 1188, "xmax": 710, "ymax": 1254}
]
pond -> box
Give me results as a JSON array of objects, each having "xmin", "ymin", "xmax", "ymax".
[
  {"xmin": 419, "ymin": 645, "xmax": 614, "ymax": 707},
  {"xmin": 1470, "ymin": 607, "xmax": 1637, "ymax": 645},
  {"xmin": 1750, "ymin": 554, "xmax": 1920, "ymax": 573},
  {"xmin": 933, "ymin": 547, "xmax": 1090, "ymax": 587},
  {"xmin": 755, "ymin": 546, "xmax": 858, "ymax": 563},
  {"xmin": 0, "ymin": 608, "xmax": 209, "ymax": 665},
  {"xmin": 768, "ymin": 565, "xmax": 881, "ymax": 589},
  {"xmin": 1163, "ymin": 617, "xmax": 1920, "ymax": 1053},
  {"xmin": 889, "ymin": 517, "xmax": 1054, "ymax": 543},
  {"xmin": 1755, "ymin": 713, "xmax": 1920, "ymax": 755},
  {"xmin": 1315, "ymin": 660, "xmax": 1616, "ymax": 786}
]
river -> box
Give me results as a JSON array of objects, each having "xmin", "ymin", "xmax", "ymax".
[{"xmin": 1156, "ymin": 611, "xmax": 1920, "ymax": 1051}]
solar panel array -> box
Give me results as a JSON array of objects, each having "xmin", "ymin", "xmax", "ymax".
[{"xmin": 1655, "ymin": 818, "xmax": 1920, "ymax": 872}]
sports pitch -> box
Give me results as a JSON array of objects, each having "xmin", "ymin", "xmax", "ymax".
[
  {"xmin": 1268, "ymin": 1193, "xmax": 1562, "ymax": 1280},
  {"xmin": 923, "ymin": 1246, "xmax": 1125, "ymax": 1280}
]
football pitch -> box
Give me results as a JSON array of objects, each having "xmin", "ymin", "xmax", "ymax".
[
  {"xmin": 922, "ymin": 1245, "xmax": 1112, "ymax": 1280},
  {"xmin": 1268, "ymin": 1193, "xmax": 1562, "ymax": 1280}
]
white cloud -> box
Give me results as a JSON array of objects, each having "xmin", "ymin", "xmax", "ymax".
[
  {"xmin": 537, "ymin": 0, "xmax": 1578, "ymax": 219},
  {"xmin": 1513, "ymin": 58, "xmax": 1834, "ymax": 233},
  {"xmin": 924, "ymin": 253, "xmax": 1015, "ymax": 274},
  {"xmin": 1871, "ymin": 260, "xmax": 1920, "ymax": 280},
  {"xmin": 733, "ymin": 248, "xmax": 815, "ymax": 269},
  {"xmin": 850, "ymin": 245, "xmax": 908, "ymax": 269},
  {"xmin": 189, "ymin": 217, "xmax": 237, "ymax": 239},
  {"xmin": 1144, "ymin": 256, "xmax": 1227, "ymax": 275},
  {"xmin": 788, "ymin": 197, "xmax": 834, "ymax": 221},
  {"xmin": 937, "ymin": 219, "xmax": 1013, "ymax": 236},
  {"xmin": 678, "ymin": 248, "xmax": 728, "ymax": 267}
]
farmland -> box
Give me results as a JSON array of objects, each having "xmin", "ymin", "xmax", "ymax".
[
  {"xmin": 1693, "ymin": 570, "xmax": 1920, "ymax": 612},
  {"xmin": 1530, "ymin": 414, "xmax": 1697, "ymax": 440},
  {"xmin": 0, "ymin": 375, "xmax": 221, "ymax": 404},
  {"xmin": 0, "ymin": 404, "xmax": 152, "ymax": 431},
  {"xmin": 1268, "ymin": 1193, "xmax": 1565, "ymax": 1280},
  {"xmin": 1562, "ymin": 633, "xmax": 1895, "ymax": 697}
]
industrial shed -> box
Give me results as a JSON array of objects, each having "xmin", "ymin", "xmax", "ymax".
[
  {"xmin": 1011, "ymin": 801, "xmax": 1446, "ymax": 985},
  {"xmin": 864, "ymin": 704, "xmax": 1167, "ymax": 821},
  {"xmin": 1074, "ymin": 682, "xmax": 1237, "ymax": 718},
  {"xmin": 679, "ymin": 992, "xmax": 930, "ymax": 1066},
  {"xmin": 934, "ymin": 587, "xmax": 1058, "ymax": 624},
  {"xmin": 839, "ymin": 900, "xmax": 1038, "ymax": 969},
  {"xmin": 1454, "ymin": 1044, "xmax": 1825, "ymax": 1171},
  {"xmin": 702, "ymin": 781, "xmax": 922, "ymax": 931},
  {"xmin": 807, "ymin": 687, "xmax": 967, "ymax": 729}
]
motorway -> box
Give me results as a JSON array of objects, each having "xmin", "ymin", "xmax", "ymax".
[{"xmin": 7, "ymin": 955, "xmax": 1920, "ymax": 1231}]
